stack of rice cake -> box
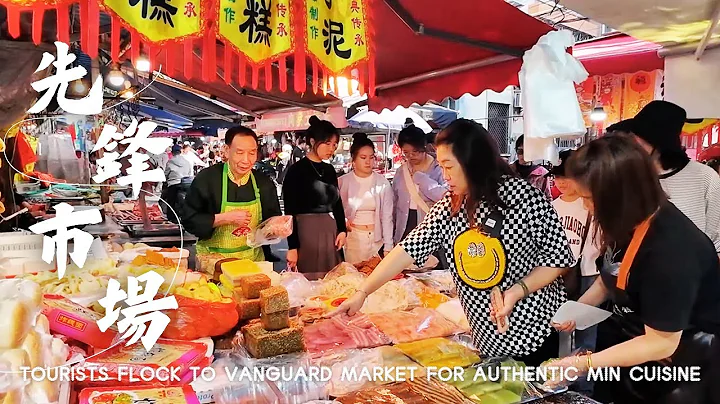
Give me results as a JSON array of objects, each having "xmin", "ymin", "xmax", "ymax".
[
  {"xmin": 235, "ymin": 274, "xmax": 271, "ymax": 321},
  {"xmin": 241, "ymin": 286, "xmax": 305, "ymax": 358}
]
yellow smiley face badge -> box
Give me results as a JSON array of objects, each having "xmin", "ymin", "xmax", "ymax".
[{"xmin": 453, "ymin": 228, "xmax": 506, "ymax": 290}]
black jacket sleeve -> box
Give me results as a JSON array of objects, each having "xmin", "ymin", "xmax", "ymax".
[{"xmin": 182, "ymin": 170, "xmax": 217, "ymax": 240}]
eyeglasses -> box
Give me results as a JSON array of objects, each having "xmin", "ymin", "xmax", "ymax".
[{"xmin": 402, "ymin": 149, "xmax": 426, "ymax": 158}]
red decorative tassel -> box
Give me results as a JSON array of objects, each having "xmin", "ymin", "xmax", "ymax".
[
  {"xmin": 347, "ymin": 72, "xmax": 353, "ymax": 96},
  {"xmin": 238, "ymin": 54, "xmax": 246, "ymax": 87},
  {"xmin": 265, "ymin": 61, "xmax": 273, "ymax": 92},
  {"xmin": 279, "ymin": 57, "xmax": 287, "ymax": 92},
  {"xmin": 251, "ymin": 65, "xmax": 259, "ymax": 89},
  {"xmin": 110, "ymin": 16, "xmax": 120, "ymax": 62},
  {"xmin": 56, "ymin": 5, "xmax": 69, "ymax": 43},
  {"xmin": 368, "ymin": 58, "xmax": 376, "ymax": 98},
  {"xmin": 357, "ymin": 65, "xmax": 365, "ymax": 95},
  {"xmin": 224, "ymin": 43, "xmax": 232, "ymax": 85},
  {"xmin": 6, "ymin": 5, "xmax": 20, "ymax": 39},
  {"xmin": 322, "ymin": 70, "xmax": 328, "ymax": 96},
  {"xmin": 165, "ymin": 44, "xmax": 176, "ymax": 74},
  {"xmin": 79, "ymin": 3, "xmax": 88, "ymax": 52},
  {"xmin": 32, "ymin": 9, "xmax": 43, "ymax": 45},
  {"xmin": 312, "ymin": 59, "xmax": 319, "ymax": 95},
  {"xmin": 202, "ymin": 23, "xmax": 216, "ymax": 82},
  {"xmin": 184, "ymin": 40, "xmax": 193, "ymax": 80},
  {"xmin": 131, "ymin": 34, "xmax": 140, "ymax": 66},
  {"xmin": 147, "ymin": 44, "xmax": 155, "ymax": 71},
  {"xmin": 293, "ymin": 0, "xmax": 307, "ymax": 94},
  {"xmin": 87, "ymin": 0, "xmax": 99, "ymax": 58}
]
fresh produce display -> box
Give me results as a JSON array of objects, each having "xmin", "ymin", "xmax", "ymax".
[
  {"xmin": 368, "ymin": 308, "xmax": 460, "ymax": 344},
  {"xmin": 395, "ymin": 338, "xmax": 480, "ymax": 368},
  {"xmin": 304, "ymin": 313, "xmax": 391, "ymax": 353}
]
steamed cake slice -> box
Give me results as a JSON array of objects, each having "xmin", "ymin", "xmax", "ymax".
[
  {"xmin": 221, "ymin": 259, "xmax": 261, "ymax": 282},
  {"xmin": 0, "ymin": 300, "xmax": 29, "ymax": 349}
]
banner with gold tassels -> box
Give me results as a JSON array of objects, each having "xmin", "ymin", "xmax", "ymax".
[
  {"xmin": 300, "ymin": 0, "xmax": 374, "ymax": 97},
  {"xmin": 217, "ymin": 0, "xmax": 294, "ymax": 92}
]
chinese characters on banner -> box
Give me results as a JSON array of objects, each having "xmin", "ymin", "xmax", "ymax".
[
  {"xmin": 218, "ymin": 0, "xmax": 293, "ymax": 89},
  {"xmin": 25, "ymin": 42, "xmax": 177, "ymax": 351},
  {"xmin": 305, "ymin": 0, "xmax": 370, "ymax": 92},
  {"xmin": 101, "ymin": 0, "xmax": 203, "ymax": 42}
]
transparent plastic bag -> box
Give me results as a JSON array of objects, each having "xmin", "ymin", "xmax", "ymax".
[
  {"xmin": 211, "ymin": 355, "xmax": 280, "ymax": 404},
  {"xmin": 435, "ymin": 298, "xmax": 471, "ymax": 332},
  {"xmin": 323, "ymin": 262, "xmax": 360, "ymax": 281},
  {"xmin": 304, "ymin": 314, "xmax": 391, "ymax": 354},
  {"xmin": 280, "ymin": 272, "xmax": 317, "ymax": 308},
  {"xmin": 315, "ymin": 349, "xmax": 384, "ymax": 396},
  {"xmin": 446, "ymin": 358, "xmax": 530, "ymax": 404},
  {"xmin": 359, "ymin": 279, "xmax": 421, "ymax": 314},
  {"xmin": 406, "ymin": 271, "xmax": 456, "ymax": 296},
  {"xmin": 240, "ymin": 352, "xmax": 329, "ymax": 404},
  {"xmin": 394, "ymin": 337, "xmax": 480, "ymax": 369},
  {"xmin": 368, "ymin": 308, "xmax": 460, "ymax": 344},
  {"xmin": 247, "ymin": 216, "xmax": 294, "ymax": 247},
  {"xmin": 538, "ymin": 348, "xmax": 591, "ymax": 391}
]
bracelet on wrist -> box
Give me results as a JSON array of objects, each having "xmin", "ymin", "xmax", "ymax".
[
  {"xmin": 517, "ymin": 280, "xmax": 530, "ymax": 298},
  {"xmin": 586, "ymin": 352, "xmax": 593, "ymax": 370}
]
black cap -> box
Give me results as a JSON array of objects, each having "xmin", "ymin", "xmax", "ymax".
[
  {"xmin": 611, "ymin": 101, "xmax": 687, "ymax": 150},
  {"xmin": 547, "ymin": 149, "xmax": 574, "ymax": 177}
]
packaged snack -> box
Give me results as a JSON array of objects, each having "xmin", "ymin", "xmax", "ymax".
[
  {"xmin": 242, "ymin": 318, "xmax": 305, "ymax": 358},
  {"xmin": 395, "ymin": 338, "xmax": 480, "ymax": 368},
  {"xmin": 240, "ymin": 274, "xmax": 272, "ymax": 299},
  {"xmin": 247, "ymin": 216, "xmax": 294, "ymax": 247},
  {"xmin": 303, "ymin": 314, "xmax": 390, "ymax": 354},
  {"xmin": 163, "ymin": 294, "xmax": 239, "ymax": 340},
  {"xmin": 221, "ymin": 259, "xmax": 261, "ymax": 283},
  {"xmin": 368, "ymin": 308, "xmax": 460, "ymax": 344},
  {"xmin": 445, "ymin": 361, "xmax": 528, "ymax": 404},
  {"xmin": 435, "ymin": 299, "xmax": 471, "ymax": 332},
  {"xmin": 42, "ymin": 294, "xmax": 117, "ymax": 349},
  {"xmin": 0, "ymin": 279, "xmax": 42, "ymax": 349},
  {"xmin": 280, "ymin": 272, "xmax": 317, "ymax": 308},
  {"xmin": 323, "ymin": 262, "xmax": 360, "ymax": 281},
  {"xmin": 77, "ymin": 339, "xmax": 206, "ymax": 386},
  {"xmin": 260, "ymin": 286, "xmax": 290, "ymax": 314},
  {"xmin": 237, "ymin": 297, "xmax": 262, "ymax": 320},
  {"xmin": 261, "ymin": 311, "xmax": 290, "ymax": 331},
  {"xmin": 79, "ymin": 385, "xmax": 200, "ymax": 404},
  {"xmin": 298, "ymin": 307, "xmax": 327, "ymax": 324},
  {"xmin": 195, "ymin": 253, "xmax": 227, "ymax": 275}
]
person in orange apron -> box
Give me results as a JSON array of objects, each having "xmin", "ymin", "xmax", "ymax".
[
  {"xmin": 183, "ymin": 127, "xmax": 282, "ymax": 265},
  {"xmin": 549, "ymin": 135, "xmax": 720, "ymax": 404}
]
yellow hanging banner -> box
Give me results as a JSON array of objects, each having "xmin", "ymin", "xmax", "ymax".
[
  {"xmin": 218, "ymin": 0, "xmax": 293, "ymax": 64},
  {"xmin": 101, "ymin": 0, "xmax": 204, "ymax": 43},
  {"xmin": 305, "ymin": 0, "xmax": 369, "ymax": 75}
]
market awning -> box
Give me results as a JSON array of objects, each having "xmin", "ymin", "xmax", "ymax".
[
  {"xmin": 349, "ymin": 106, "xmax": 433, "ymax": 133},
  {"xmin": 138, "ymin": 105, "xmax": 193, "ymax": 129},
  {"xmin": 366, "ymin": 0, "xmax": 553, "ymax": 112},
  {"xmin": 573, "ymin": 34, "xmax": 664, "ymax": 76}
]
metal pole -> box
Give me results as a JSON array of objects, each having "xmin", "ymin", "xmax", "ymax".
[
  {"xmin": 375, "ymin": 55, "xmax": 516, "ymax": 92},
  {"xmin": 695, "ymin": 0, "xmax": 720, "ymax": 60}
]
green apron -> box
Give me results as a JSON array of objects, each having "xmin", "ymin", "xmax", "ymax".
[{"xmin": 196, "ymin": 164, "xmax": 264, "ymax": 261}]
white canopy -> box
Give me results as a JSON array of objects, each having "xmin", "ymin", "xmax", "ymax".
[{"xmin": 348, "ymin": 106, "xmax": 433, "ymax": 133}]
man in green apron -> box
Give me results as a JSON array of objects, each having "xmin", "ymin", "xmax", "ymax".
[{"xmin": 182, "ymin": 127, "xmax": 282, "ymax": 263}]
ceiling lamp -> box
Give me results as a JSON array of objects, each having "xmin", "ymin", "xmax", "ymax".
[
  {"xmin": 135, "ymin": 56, "xmax": 151, "ymax": 73},
  {"xmin": 120, "ymin": 89, "xmax": 135, "ymax": 99},
  {"xmin": 70, "ymin": 80, "xmax": 88, "ymax": 95},
  {"xmin": 106, "ymin": 68, "xmax": 126, "ymax": 88},
  {"xmin": 590, "ymin": 106, "xmax": 607, "ymax": 122}
]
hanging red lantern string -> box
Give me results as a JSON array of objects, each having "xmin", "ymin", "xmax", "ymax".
[
  {"xmin": 366, "ymin": 0, "xmax": 377, "ymax": 98},
  {"xmin": 79, "ymin": 2, "xmax": 88, "ymax": 52},
  {"xmin": 224, "ymin": 42, "xmax": 233, "ymax": 85},
  {"xmin": 56, "ymin": 4, "xmax": 69, "ymax": 43},
  {"xmin": 165, "ymin": 44, "xmax": 176, "ymax": 75},
  {"xmin": 264, "ymin": 60, "xmax": 273, "ymax": 92},
  {"xmin": 278, "ymin": 57, "xmax": 287, "ymax": 92},
  {"xmin": 202, "ymin": 23, "xmax": 216, "ymax": 82}
]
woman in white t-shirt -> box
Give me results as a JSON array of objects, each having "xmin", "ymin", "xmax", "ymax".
[{"xmin": 339, "ymin": 134, "xmax": 394, "ymax": 264}]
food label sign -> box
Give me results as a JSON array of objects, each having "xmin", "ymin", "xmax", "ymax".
[{"xmin": 101, "ymin": 0, "xmax": 203, "ymax": 43}]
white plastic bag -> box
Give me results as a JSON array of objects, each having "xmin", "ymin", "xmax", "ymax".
[{"xmin": 520, "ymin": 30, "xmax": 589, "ymax": 163}]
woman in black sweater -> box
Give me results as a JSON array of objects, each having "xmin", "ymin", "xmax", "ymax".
[{"xmin": 283, "ymin": 116, "xmax": 347, "ymax": 275}]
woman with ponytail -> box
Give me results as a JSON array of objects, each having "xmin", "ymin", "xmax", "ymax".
[
  {"xmin": 282, "ymin": 116, "xmax": 347, "ymax": 275},
  {"xmin": 338, "ymin": 133, "xmax": 394, "ymax": 264}
]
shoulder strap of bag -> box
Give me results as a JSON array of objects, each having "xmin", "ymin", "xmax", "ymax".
[
  {"xmin": 579, "ymin": 212, "xmax": 592, "ymax": 253},
  {"xmin": 403, "ymin": 165, "xmax": 431, "ymax": 214},
  {"xmin": 617, "ymin": 213, "xmax": 656, "ymax": 290}
]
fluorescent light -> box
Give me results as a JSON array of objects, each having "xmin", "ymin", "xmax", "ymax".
[
  {"xmin": 135, "ymin": 56, "xmax": 151, "ymax": 72},
  {"xmin": 590, "ymin": 106, "xmax": 607, "ymax": 122}
]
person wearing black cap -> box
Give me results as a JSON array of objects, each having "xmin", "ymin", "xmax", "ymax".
[
  {"xmin": 607, "ymin": 101, "xmax": 720, "ymax": 254},
  {"xmin": 512, "ymin": 135, "xmax": 552, "ymax": 199}
]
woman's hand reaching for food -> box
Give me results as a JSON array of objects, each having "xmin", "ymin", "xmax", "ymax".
[
  {"xmin": 552, "ymin": 320, "xmax": 577, "ymax": 333},
  {"xmin": 327, "ymin": 290, "xmax": 367, "ymax": 317}
]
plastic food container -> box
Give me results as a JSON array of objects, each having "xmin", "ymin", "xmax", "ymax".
[
  {"xmin": 42, "ymin": 294, "xmax": 117, "ymax": 349},
  {"xmin": 79, "ymin": 385, "xmax": 200, "ymax": 404}
]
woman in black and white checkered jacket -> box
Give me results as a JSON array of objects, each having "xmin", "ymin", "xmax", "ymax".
[{"xmin": 331, "ymin": 119, "xmax": 575, "ymax": 365}]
